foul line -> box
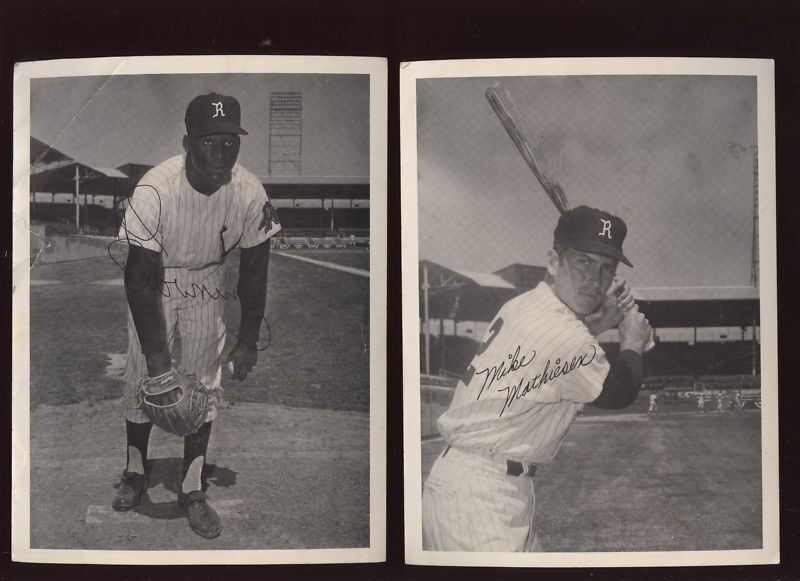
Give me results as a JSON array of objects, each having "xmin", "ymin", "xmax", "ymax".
[
  {"xmin": 274, "ymin": 252, "xmax": 369, "ymax": 278},
  {"xmin": 86, "ymin": 253, "xmax": 370, "ymax": 285}
]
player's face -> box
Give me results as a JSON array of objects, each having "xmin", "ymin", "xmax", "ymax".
[
  {"xmin": 184, "ymin": 133, "xmax": 241, "ymax": 192},
  {"xmin": 548, "ymin": 247, "xmax": 618, "ymax": 316}
]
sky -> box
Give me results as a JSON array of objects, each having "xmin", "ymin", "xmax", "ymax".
[
  {"xmin": 30, "ymin": 73, "xmax": 370, "ymax": 178},
  {"xmin": 416, "ymin": 75, "xmax": 759, "ymax": 289}
]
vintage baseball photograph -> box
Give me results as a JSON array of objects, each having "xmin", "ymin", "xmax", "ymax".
[
  {"xmin": 401, "ymin": 58, "xmax": 778, "ymax": 567},
  {"xmin": 12, "ymin": 55, "xmax": 387, "ymax": 564}
]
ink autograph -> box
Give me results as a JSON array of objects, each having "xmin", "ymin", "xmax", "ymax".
[
  {"xmin": 474, "ymin": 345, "xmax": 597, "ymax": 417},
  {"xmin": 108, "ymin": 185, "xmax": 271, "ymax": 350}
]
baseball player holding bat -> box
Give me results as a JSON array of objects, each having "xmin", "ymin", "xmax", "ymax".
[
  {"xmin": 484, "ymin": 85, "xmax": 655, "ymax": 350},
  {"xmin": 112, "ymin": 93, "xmax": 281, "ymax": 538},
  {"xmin": 421, "ymin": 87, "xmax": 653, "ymax": 551},
  {"xmin": 422, "ymin": 206, "xmax": 652, "ymax": 551}
]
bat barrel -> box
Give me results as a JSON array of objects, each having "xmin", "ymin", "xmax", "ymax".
[{"xmin": 485, "ymin": 87, "xmax": 571, "ymax": 215}]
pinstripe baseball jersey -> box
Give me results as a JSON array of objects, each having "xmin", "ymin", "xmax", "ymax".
[
  {"xmin": 437, "ymin": 282, "xmax": 610, "ymax": 464},
  {"xmin": 118, "ymin": 154, "xmax": 281, "ymax": 424},
  {"xmin": 120, "ymin": 154, "xmax": 281, "ymax": 267}
]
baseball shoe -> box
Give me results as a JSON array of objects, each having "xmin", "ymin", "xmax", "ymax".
[
  {"xmin": 112, "ymin": 471, "xmax": 147, "ymax": 512},
  {"xmin": 178, "ymin": 490, "xmax": 222, "ymax": 539}
]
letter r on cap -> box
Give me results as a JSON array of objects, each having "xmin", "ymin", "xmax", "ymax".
[
  {"xmin": 212, "ymin": 101, "xmax": 225, "ymax": 118},
  {"xmin": 599, "ymin": 219, "xmax": 612, "ymax": 239}
]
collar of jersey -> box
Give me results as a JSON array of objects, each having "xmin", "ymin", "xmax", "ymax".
[{"xmin": 535, "ymin": 281, "xmax": 581, "ymax": 319}]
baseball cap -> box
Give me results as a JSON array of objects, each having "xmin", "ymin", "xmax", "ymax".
[
  {"xmin": 185, "ymin": 93, "xmax": 249, "ymax": 137},
  {"xmin": 553, "ymin": 205, "xmax": 633, "ymax": 267}
]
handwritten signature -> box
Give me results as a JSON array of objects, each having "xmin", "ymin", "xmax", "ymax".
[
  {"xmin": 474, "ymin": 345, "xmax": 597, "ymax": 417},
  {"xmin": 474, "ymin": 345, "xmax": 536, "ymax": 400},
  {"xmin": 158, "ymin": 277, "xmax": 238, "ymax": 301},
  {"xmin": 113, "ymin": 184, "xmax": 168, "ymax": 256},
  {"xmin": 107, "ymin": 184, "xmax": 271, "ymax": 351}
]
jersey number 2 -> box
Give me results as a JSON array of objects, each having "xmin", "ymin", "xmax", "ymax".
[{"xmin": 460, "ymin": 317, "xmax": 504, "ymax": 385}]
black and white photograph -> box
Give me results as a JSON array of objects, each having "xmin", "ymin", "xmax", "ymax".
[
  {"xmin": 401, "ymin": 58, "xmax": 778, "ymax": 567},
  {"xmin": 12, "ymin": 55, "xmax": 386, "ymax": 564}
]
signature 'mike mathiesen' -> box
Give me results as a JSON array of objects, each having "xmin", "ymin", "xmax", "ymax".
[{"xmin": 475, "ymin": 345, "xmax": 597, "ymax": 417}]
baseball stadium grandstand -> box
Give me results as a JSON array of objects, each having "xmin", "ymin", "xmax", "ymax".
[
  {"xmin": 28, "ymin": 136, "xmax": 369, "ymax": 248},
  {"xmin": 419, "ymin": 259, "xmax": 761, "ymax": 436}
]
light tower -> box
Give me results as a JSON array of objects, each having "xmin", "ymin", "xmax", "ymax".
[{"xmin": 268, "ymin": 92, "xmax": 302, "ymax": 176}]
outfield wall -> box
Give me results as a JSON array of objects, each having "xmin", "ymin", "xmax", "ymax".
[
  {"xmin": 31, "ymin": 233, "xmax": 114, "ymax": 265},
  {"xmin": 421, "ymin": 332, "xmax": 761, "ymax": 379},
  {"xmin": 30, "ymin": 202, "xmax": 369, "ymax": 237},
  {"xmin": 29, "ymin": 231, "xmax": 371, "ymax": 266}
]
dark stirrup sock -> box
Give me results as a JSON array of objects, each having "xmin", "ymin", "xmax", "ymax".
[{"xmin": 126, "ymin": 420, "xmax": 153, "ymax": 475}]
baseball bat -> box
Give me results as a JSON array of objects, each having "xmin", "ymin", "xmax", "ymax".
[
  {"xmin": 485, "ymin": 85, "xmax": 655, "ymax": 352},
  {"xmin": 485, "ymin": 87, "xmax": 571, "ymax": 215}
]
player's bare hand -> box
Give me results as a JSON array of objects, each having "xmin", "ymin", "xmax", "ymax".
[
  {"xmin": 584, "ymin": 278, "xmax": 627, "ymax": 336},
  {"xmin": 618, "ymin": 305, "xmax": 653, "ymax": 354},
  {"xmin": 225, "ymin": 341, "xmax": 258, "ymax": 381},
  {"xmin": 614, "ymin": 277, "xmax": 636, "ymax": 313}
]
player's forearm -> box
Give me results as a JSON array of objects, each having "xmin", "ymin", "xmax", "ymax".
[
  {"xmin": 125, "ymin": 245, "xmax": 170, "ymax": 374},
  {"xmin": 590, "ymin": 350, "xmax": 643, "ymax": 409},
  {"xmin": 237, "ymin": 240, "xmax": 270, "ymax": 347}
]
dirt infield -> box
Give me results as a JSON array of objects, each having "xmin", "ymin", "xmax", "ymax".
[
  {"xmin": 27, "ymin": 241, "xmax": 371, "ymax": 550},
  {"xmin": 421, "ymin": 406, "xmax": 762, "ymax": 552},
  {"xmin": 30, "ymin": 399, "xmax": 369, "ymax": 550}
]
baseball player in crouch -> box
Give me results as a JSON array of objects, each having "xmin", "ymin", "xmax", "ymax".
[
  {"xmin": 112, "ymin": 93, "xmax": 281, "ymax": 538},
  {"xmin": 422, "ymin": 206, "xmax": 652, "ymax": 552}
]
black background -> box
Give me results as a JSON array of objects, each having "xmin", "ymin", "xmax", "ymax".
[{"xmin": 2, "ymin": 0, "xmax": 799, "ymax": 579}]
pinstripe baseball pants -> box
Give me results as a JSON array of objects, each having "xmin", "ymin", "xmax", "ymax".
[
  {"xmin": 123, "ymin": 267, "xmax": 226, "ymax": 424},
  {"xmin": 422, "ymin": 445, "xmax": 543, "ymax": 552}
]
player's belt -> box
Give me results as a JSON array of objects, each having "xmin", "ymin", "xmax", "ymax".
[{"xmin": 442, "ymin": 445, "xmax": 537, "ymax": 478}]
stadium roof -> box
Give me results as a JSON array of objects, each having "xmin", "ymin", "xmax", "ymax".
[
  {"xmin": 30, "ymin": 137, "xmax": 134, "ymax": 194},
  {"xmin": 457, "ymin": 271, "xmax": 516, "ymax": 289},
  {"xmin": 93, "ymin": 167, "xmax": 128, "ymax": 179},
  {"xmin": 420, "ymin": 259, "xmax": 760, "ymax": 328},
  {"xmin": 633, "ymin": 286, "xmax": 758, "ymax": 301},
  {"xmin": 425, "ymin": 284, "xmax": 521, "ymax": 323},
  {"xmin": 28, "ymin": 137, "xmax": 367, "ymax": 197},
  {"xmin": 30, "ymin": 136, "xmax": 71, "ymax": 166},
  {"xmin": 30, "ymin": 160, "xmax": 131, "ymax": 196},
  {"xmin": 31, "ymin": 162, "xmax": 127, "ymax": 179},
  {"xmin": 31, "ymin": 160, "xmax": 75, "ymax": 175}
]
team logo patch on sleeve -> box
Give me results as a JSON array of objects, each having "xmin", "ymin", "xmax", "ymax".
[{"xmin": 258, "ymin": 200, "xmax": 281, "ymax": 233}]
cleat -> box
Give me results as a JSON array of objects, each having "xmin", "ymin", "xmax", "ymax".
[
  {"xmin": 112, "ymin": 471, "xmax": 147, "ymax": 512},
  {"xmin": 178, "ymin": 490, "xmax": 222, "ymax": 539}
]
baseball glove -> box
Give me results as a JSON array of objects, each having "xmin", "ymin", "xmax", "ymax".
[{"xmin": 137, "ymin": 369, "xmax": 210, "ymax": 437}]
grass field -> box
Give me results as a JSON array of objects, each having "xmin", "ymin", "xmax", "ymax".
[
  {"xmin": 421, "ymin": 404, "xmax": 762, "ymax": 552},
  {"xmin": 29, "ymin": 246, "xmax": 370, "ymax": 412},
  {"xmin": 26, "ymin": 239, "xmax": 371, "ymax": 550}
]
